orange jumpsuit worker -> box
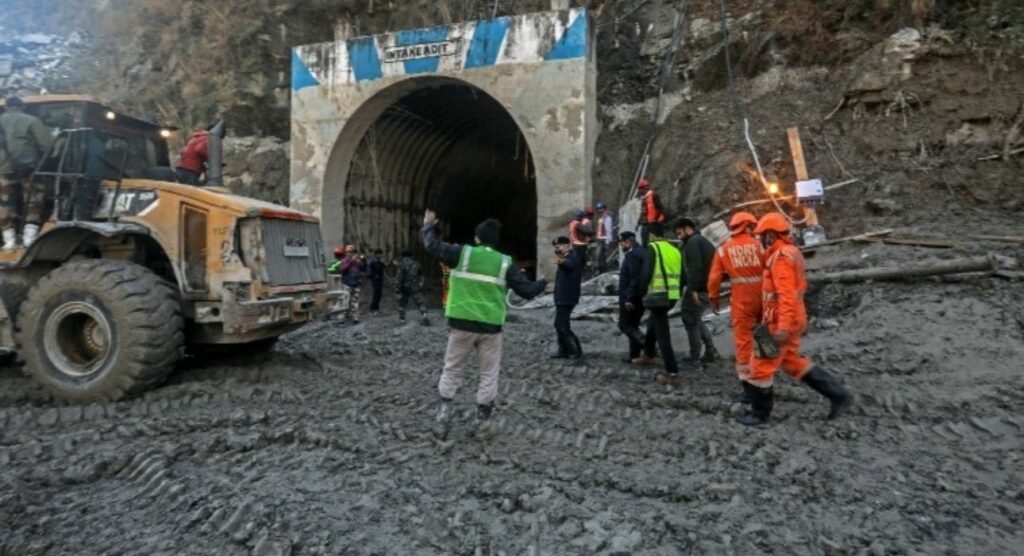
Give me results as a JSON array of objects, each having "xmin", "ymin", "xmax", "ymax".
[
  {"xmin": 708, "ymin": 212, "xmax": 765, "ymax": 397},
  {"xmin": 738, "ymin": 212, "xmax": 853, "ymax": 426},
  {"xmin": 637, "ymin": 179, "xmax": 666, "ymax": 245}
]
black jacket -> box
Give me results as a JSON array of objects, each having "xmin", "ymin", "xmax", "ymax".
[
  {"xmin": 618, "ymin": 245, "xmax": 644, "ymax": 301},
  {"xmin": 682, "ymin": 232, "xmax": 716, "ymax": 293},
  {"xmin": 422, "ymin": 224, "xmax": 546, "ymax": 333},
  {"xmin": 368, "ymin": 257, "xmax": 386, "ymax": 284},
  {"xmin": 554, "ymin": 249, "xmax": 582, "ymax": 306}
]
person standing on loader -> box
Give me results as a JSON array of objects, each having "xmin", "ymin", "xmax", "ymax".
[
  {"xmin": 422, "ymin": 209, "xmax": 546, "ymax": 440},
  {"xmin": 738, "ymin": 212, "xmax": 854, "ymax": 426},
  {"xmin": 396, "ymin": 249, "xmax": 429, "ymax": 325},
  {"xmin": 175, "ymin": 128, "xmax": 209, "ymax": 185},
  {"xmin": 639, "ymin": 223, "xmax": 684, "ymax": 386},
  {"xmin": 708, "ymin": 212, "xmax": 765, "ymax": 400},
  {"xmin": 0, "ymin": 96, "xmax": 53, "ymax": 250},
  {"xmin": 616, "ymin": 231, "xmax": 648, "ymax": 364},
  {"xmin": 551, "ymin": 236, "xmax": 583, "ymax": 362},
  {"xmin": 675, "ymin": 217, "xmax": 721, "ymax": 368}
]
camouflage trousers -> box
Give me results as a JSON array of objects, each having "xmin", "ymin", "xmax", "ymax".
[
  {"xmin": 0, "ymin": 175, "xmax": 45, "ymax": 229},
  {"xmin": 342, "ymin": 285, "xmax": 361, "ymax": 322}
]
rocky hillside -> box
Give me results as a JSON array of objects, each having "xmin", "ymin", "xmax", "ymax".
[{"xmin": 3, "ymin": 0, "xmax": 1022, "ymax": 233}]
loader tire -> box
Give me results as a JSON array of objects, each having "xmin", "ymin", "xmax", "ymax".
[{"xmin": 17, "ymin": 260, "xmax": 184, "ymax": 403}]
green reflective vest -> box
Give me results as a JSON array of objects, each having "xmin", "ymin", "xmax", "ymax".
[
  {"xmin": 445, "ymin": 245, "xmax": 512, "ymax": 326},
  {"xmin": 649, "ymin": 240, "xmax": 682, "ymax": 301}
]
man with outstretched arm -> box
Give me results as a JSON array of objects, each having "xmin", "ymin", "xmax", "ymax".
[{"xmin": 422, "ymin": 210, "xmax": 546, "ymax": 440}]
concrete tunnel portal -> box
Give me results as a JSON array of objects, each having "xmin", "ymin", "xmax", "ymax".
[
  {"xmin": 333, "ymin": 79, "xmax": 537, "ymax": 268},
  {"xmin": 291, "ymin": 8, "xmax": 597, "ymax": 279}
]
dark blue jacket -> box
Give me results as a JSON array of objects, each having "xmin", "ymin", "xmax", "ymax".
[
  {"xmin": 554, "ymin": 248, "xmax": 582, "ymax": 306},
  {"xmin": 618, "ymin": 245, "xmax": 644, "ymax": 302}
]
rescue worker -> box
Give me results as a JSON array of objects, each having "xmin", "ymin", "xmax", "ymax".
[
  {"xmin": 594, "ymin": 201, "xmax": 615, "ymax": 273},
  {"xmin": 739, "ymin": 212, "xmax": 854, "ymax": 426},
  {"xmin": 339, "ymin": 245, "xmax": 365, "ymax": 324},
  {"xmin": 396, "ymin": 249, "xmax": 429, "ymax": 325},
  {"xmin": 175, "ymin": 128, "xmax": 209, "ymax": 185},
  {"xmin": 423, "ymin": 210, "xmax": 546, "ymax": 440},
  {"xmin": 568, "ymin": 209, "xmax": 593, "ymax": 269},
  {"xmin": 708, "ymin": 212, "xmax": 765, "ymax": 400},
  {"xmin": 637, "ymin": 178, "xmax": 666, "ymax": 245},
  {"xmin": 327, "ymin": 246, "xmax": 345, "ymax": 274},
  {"xmin": 639, "ymin": 223, "xmax": 683, "ymax": 386},
  {"xmin": 616, "ymin": 231, "xmax": 648, "ymax": 364},
  {"xmin": 675, "ymin": 217, "xmax": 721, "ymax": 367},
  {"xmin": 368, "ymin": 248, "xmax": 386, "ymax": 314},
  {"xmin": 0, "ymin": 96, "xmax": 53, "ymax": 250},
  {"xmin": 551, "ymin": 236, "xmax": 583, "ymax": 362}
]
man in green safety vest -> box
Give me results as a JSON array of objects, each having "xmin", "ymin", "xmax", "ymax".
[
  {"xmin": 638, "ymin": 222, "xmax": 685, "ymax": 386},
  {"xmin": 422, "ymin": 209, "xmax": 547, "ymax": 440}
]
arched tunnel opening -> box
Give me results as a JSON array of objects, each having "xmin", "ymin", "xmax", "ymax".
[{"xmin": 342, "ymin": 80, "xmax": 537, "ymax": 279}]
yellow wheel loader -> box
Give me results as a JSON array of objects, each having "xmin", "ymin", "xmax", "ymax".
[{"xmin": 0, "ymin": 96, "xmax": 347, "ymax": 402}]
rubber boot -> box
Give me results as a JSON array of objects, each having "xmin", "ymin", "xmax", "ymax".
[
  {"xmin": 566, "ymin": 333, "xmax": 583, "ymax": 363},
  {"xmin": 433, "ymin": 398, "xmax": 453, "ymax": 440},
  {"xmin": 22, "ymin": 224, "xmax": 38, "ymax": 248},
  {"xmin": 736, "ymin": 382, "xmax": 773, "ymax": 426},
  {"xmin": 801, "ymin": 365, "xmax": 854, "ymax": 420},
  {"xmin": 730, "ymin": 380, "xmax": 753, "ymax": 404},
  {"xmin": 1, "ymin": 228, "xmax": 16, "ymax": 251},
  {"xmin": 474, "ymin": 403, "xmax": 496, "ymax": 440},
  {"xmin": 550, "ymin": 332, "xmax": 569, "ymax": 359}
]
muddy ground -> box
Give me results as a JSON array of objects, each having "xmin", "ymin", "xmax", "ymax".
[{"xmin": 2, "ymin": 238, "xmax": 1023, "ymax": 555}]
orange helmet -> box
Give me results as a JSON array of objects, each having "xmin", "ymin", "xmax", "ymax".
[
  {"xmin": 754, "ymin": 212, "xmax": 790, "ymax": 235},
  {"xmin": 728, "ymin": 211, "xmax": 758, "ymax": 231},
  {"xmin": 638, "ymin": 178, "xmax": 651, "ymax": 189}
]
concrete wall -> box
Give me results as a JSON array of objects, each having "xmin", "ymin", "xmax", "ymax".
[{"xmin": 290, "ymin": 8, "xmax": 597, "ymax": 278}]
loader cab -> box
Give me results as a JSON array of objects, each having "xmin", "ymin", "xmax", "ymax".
[{"xmin": 0, "ymin": 95, "xmax": 176, "ymax": 179}]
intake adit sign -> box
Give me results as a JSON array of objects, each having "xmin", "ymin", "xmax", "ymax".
[{"xmin": 383, "ymin": 40, "xmax": 462, "ymax": 63}]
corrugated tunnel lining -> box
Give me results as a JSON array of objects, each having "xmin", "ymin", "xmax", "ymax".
[{"xmin": 344, "ymin": 83, "xmax": 536, "ymax": 264}]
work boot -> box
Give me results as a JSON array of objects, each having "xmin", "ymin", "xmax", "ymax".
[
  {"xmin": 632, "ymin": 355, "xmax": 656, "ymax": 366},
  {"xmin": 433, "ymin": 398, "xmax": 454, "ymax": 440},
  {"xmin": 420, "ymin": 313, "xmax": 430, "ymax": 326},
  {"xmin": 22, "ymin": 224, "xmax": 38, "ymax": 248},
  {"xmin": 474, "ymin": 403, "xmax": 496, "ymax": 440},
  {"xmin": 1, "ymin": 228, "xmax": 15, "ymax": 251},
  {"xmin": 655, "ymin": 372, "xmax": 681, "ymax": 387},
  {"xmin": 701, "ymin": 347, "xmax": 722, "ymax": 366},
  {"xmin": 736, "ymin": 382, "xmax": 773, "ymax": 426},
  {"xmin": 399, "ymin": 309, "xmax": 406, "ymax": 322},
  {"xmin": 801, "ymin": 365, "xmax": 854, "ymax": 420},
  {"xmin": 550, "ymin": 333, "xmax": 569, "ymax": 359},
  {"xmin": 566, "ymin": 334, "xmax": 583, "ymax": 363}
]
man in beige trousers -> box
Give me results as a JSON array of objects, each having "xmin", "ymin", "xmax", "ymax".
[{"xmin": 422, "ymin": 210, "xmax": 546, "ymax": 440}]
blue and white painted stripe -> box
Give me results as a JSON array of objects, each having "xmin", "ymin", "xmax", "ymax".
[{"xmin": 293, "ymin": 9, "xmax": 589, "ymax": 91}]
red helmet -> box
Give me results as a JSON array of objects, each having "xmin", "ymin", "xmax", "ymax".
[
  {"xmin": 638, "ymin": 178, "xmax": 651, "ymax": 189},
  {"xmin": 333, "ymin": 245, "xmax": 345, "ymax": 257},
  {"xmin": 754, "ymin": 212, "xmax": 790, "ymax": 235},
  {"xmin": 728, "ymin": 211, "xmax": 758, "ymax": 231}
]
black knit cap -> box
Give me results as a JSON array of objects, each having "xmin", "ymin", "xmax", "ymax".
[
  {"xmin": 552, "ymin": 235, "xmax": 571, "ymax": 245},
  {"xmin": 475, "ymin": 218, "xmax": 501, "ymax": 246}
]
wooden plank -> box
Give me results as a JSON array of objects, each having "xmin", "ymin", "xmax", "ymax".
[
  {"xmin": 855, "ymin": 237, "xmax": 956, "ymax": 249},
  {"xmin": 800, "ymin": 229, "xmax": 893, "ymax": 252},
  {"xmin": 787, "ymin": 127, "xmax": 809, "ymax": 181},
  {"xmin": 969, "ymin": 235, "xmax": 1024, "ymax": 244}
]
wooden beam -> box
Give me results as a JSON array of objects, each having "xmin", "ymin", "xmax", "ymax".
[
  {"xmin": 855, "ymin": 237, "xmax": 956, "ymax": 249},
  {"xmin": 787, "ymin": 127, "xmax": 809, "ymax": 181},
  {"xmin": 800, "ymin": 229, "xmax": 893, "ymax": 252}
]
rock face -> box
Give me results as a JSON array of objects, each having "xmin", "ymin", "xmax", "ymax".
[
  {"xmin": 0, "ymin": 26, "xmax": 84, "ymax": 95},
  {"xmin": 222, "ymin": 136, "xmax": 290, "ymax": 205}
]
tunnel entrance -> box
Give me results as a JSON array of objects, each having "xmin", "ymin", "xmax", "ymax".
[{"xmin": 342, "ymin": 81, "xmax": 537, "ymax": 273}]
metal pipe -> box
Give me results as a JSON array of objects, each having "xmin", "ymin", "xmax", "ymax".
[{"xmin": 206, "ymin": 120, "xmax": 226, "ymax": 187}]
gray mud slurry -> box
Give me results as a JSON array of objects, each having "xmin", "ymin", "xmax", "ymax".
[{"xmin": 2, "ymin": 278, "xmax": 1023, "ymax": 554}]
